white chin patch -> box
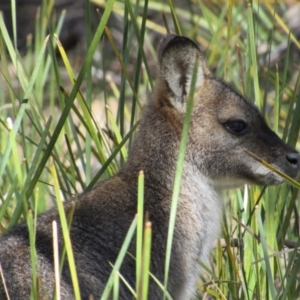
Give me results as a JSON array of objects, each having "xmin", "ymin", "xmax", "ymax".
[
  {"xmin": 211, "ymin": 162, "xmax": 284, "ymax": 190},
  {"xmin": 211, "ymin": 178, "xmax": 248, "ymax": 189},
  {"xmin": 251, "ymin": 163, "xmax": 270, "ymax": 176},
  {"xmin": 250, "ymin": 162, "xmax": 283, "ymax": 184}
]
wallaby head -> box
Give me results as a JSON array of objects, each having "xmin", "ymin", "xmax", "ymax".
[
  {"xmin": 0, "ymin": 34, "xmax": 299, "ymax": 300},
  {"xmin": 155, "ymin": 34, "xmax": 300, "ymax": 189}
]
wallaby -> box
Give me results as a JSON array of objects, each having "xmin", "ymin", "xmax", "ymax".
[{"xmin": 0, "ymin": 34, "xmax": 299, "ymax": 300}]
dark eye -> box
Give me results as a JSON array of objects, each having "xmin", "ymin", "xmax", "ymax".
[{"xmin": 225, "ymin": 120, "xmax": 247, "ymax": 135}]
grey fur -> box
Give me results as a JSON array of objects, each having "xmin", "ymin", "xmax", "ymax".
[{"xmin": 0, "ymin": 35, "xmax": 299, "ymax": 300}]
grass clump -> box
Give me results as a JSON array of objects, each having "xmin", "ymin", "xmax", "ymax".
[{"xmin": 0, "ymin": 1, "xmax": 299, "ymax": 299}]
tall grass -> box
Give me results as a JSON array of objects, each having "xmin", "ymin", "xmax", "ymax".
[{"xmin": 0, "ymin": 1, "xmax": 299, "ymax": 299}]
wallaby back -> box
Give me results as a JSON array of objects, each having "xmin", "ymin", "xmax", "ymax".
[{"xmin": 0, "ymin": 35, "xmax": 299, "ymax": 300}]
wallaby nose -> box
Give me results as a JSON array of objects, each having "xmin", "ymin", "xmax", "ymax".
[{"xmin": 286, "ymin": 153, "xmax": 300, "ymax": 166}]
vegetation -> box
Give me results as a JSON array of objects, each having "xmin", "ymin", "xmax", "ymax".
[{"xmin": 0, "ymin": 0, "xmax": 299, "ymax": 299}]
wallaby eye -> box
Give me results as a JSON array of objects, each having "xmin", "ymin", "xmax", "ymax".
[{"xmin": 225, "ymin": 120, "xmax": 247, "ymax": 135}]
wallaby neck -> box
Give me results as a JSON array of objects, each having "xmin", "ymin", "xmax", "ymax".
[
  {"xmin": 120, "ymin": 107, "xmax": 181, "ymax": 194},
  {"xmin": 120, "ymin": 106, "xmax": 224, "ymax": 251}
]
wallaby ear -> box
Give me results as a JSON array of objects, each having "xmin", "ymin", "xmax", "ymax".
[{"xmin": 158, "ymin": 35, "xmax": 207, "ymax": 112}]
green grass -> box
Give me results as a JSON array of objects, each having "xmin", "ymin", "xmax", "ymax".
[{"xmin": 0, "ymin": 1, "xmax": 300, "ymax": 299}]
